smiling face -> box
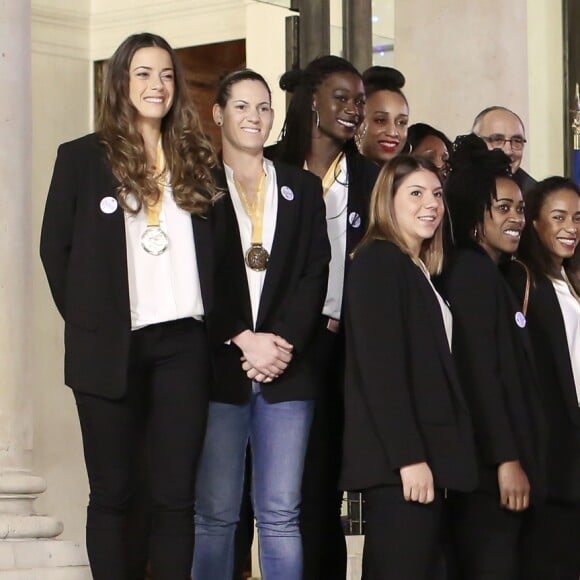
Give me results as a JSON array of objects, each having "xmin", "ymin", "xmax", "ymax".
[
  {"xmin": 312, "ymin": 71, "xmax": 365, "ymax": 143},
  {"xmin": 392, "ymin": 168, "xmax": 444, "ymax": 255},
  {"xmin": 360, "ymin": 89, "xmax": 409, "ymax": 162},
  {"xmin": 128, "ymin": 46, "xmax": 175, "ymax": 131},
  {"xmin": 476, "ymin": 109, "xmax": 526, "ymax": 174},
  {"xmin": 214, "ymin": 79, "xmax": 274, "ymax": 156},
  {"xmin": 478, "ymin": 177, "xmax": 525, "ymax": 262},
  {"xmin": 533, "ymin": 188, "xmax": 580, "ymax": 269}
]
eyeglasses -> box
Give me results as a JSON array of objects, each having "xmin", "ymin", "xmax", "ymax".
[{"xmin": 480, "ymin": 134, "xmax": 527, "ymax": 151}]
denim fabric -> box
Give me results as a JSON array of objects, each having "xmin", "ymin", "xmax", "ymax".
[{"xmin": 193, "ymin": 390, "xmax": 314, "ymax": 580}]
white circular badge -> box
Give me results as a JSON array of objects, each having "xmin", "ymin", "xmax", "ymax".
[
  {"xmin": 281, "ymin": 186, "xmax": 294, "ymax": 201},
  {"xmin": 515, "ymin": 311, "xmax": 526, "ymax": 328},
  {"xmin": 100, "ymin": 196, "xmax": 118, "ymax": 214},
  {"xmin": 348, "ymin": 211, "xmax": 361, "ymax": 229}
]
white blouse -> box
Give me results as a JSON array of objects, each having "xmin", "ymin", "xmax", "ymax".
[
  {"xmin": 552, "ymin": 274, "xmax": 580, "ymax": 405},
  {"xmin": 225, "ymin": 159, "xmax": 278, "ymax": 328},
  {"xmin": 418, "ymin": 260, "xmax": 453, "ymax": 350},
  {"xmin": 322, "ymin": 154, "xmax": 348, "ymax": 321},
  {"xmin": 124, "ymin": 180, "xmax": 204, "ymax": 331}
]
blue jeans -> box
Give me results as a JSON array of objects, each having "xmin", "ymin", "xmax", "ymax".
[{"xmin": 193, "ymin": 389, "xmax": 314, "ymax": 580}]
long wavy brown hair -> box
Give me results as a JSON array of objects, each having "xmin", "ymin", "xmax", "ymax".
[{"xmin": 96, "ymin": 32, "xmax": 218, "ymax": 215}]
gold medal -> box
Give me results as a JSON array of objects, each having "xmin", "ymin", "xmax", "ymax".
[{"xmin": 245, "ymin": 243, "xmax": 269, "ymax": 271}]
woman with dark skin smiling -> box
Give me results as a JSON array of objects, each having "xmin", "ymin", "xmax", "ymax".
[
  {"xmin": 440, "ymin": 134, "xmax": 546, "ymax": 579},
  {"xmin": 268, "ymin": 55, "xmax": 379, "ymax": 579},
  {"xmin": 503, "ymin": 177, "xmax": 580, "ymax": 579},
  {"xmin": 358, "ymin": 66, "xmax": 409, "ymax": 165}
]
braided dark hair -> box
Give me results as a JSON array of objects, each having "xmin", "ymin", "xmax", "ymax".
[{"xmin": 444, "ymin": 133, "xmax": 513, "ymax": 247}]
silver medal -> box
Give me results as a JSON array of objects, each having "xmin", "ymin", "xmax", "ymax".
[{"xmin": 141, "ymin": 226, "xmax": 169, "ymax": 255}]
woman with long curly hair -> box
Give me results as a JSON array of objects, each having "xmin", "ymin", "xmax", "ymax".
[{"xmin": 40, "ymin": 32, "xmax": 218, "ymax": 579}]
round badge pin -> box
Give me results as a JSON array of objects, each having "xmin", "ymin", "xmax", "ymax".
[
  {"xmin": 515, "ymin": 311, "xmax": 526, "ymax": 328},
  {"xmin": 348, "ymin": 211, "xmax": 361, "ymax": 228},
  {"xmin": 281, "ymin": 186, "xmax": 294, "ymax": 201},
  {"xmin": 100, "ymin": 196, "xmax": 118, "ymax": 214}
]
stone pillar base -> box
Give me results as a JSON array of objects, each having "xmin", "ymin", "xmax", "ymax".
[{"xmin": 0, "ymin": 539, "xmax": 90, "ymax": 579}]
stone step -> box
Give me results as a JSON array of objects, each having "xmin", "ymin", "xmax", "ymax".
[{"xmin": 0, "ymin": 540, "xmax": 88, "ymax": 572}]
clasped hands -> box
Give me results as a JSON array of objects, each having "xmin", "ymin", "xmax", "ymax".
[{"xmin": 232, "ymin": 329, "xmax": 293, "ymax": 383}]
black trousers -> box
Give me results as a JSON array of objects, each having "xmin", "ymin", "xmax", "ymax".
[
  {"xmin": 362, "ymin": 485, "xmax": 445, "ymax": 580},
  {"xmin": 300, "ymin": 320, "xmax": 347, "ymax": 580},
  {"xmin": 519, "ymin": 498, "xmax": 580, "ymax": 580},
  {"xmin": 74, "ymin": 318, "xmax": 209, "ymax": 580},
  {"xmin": 446, "ymin": 490, "xmax": 524, "ymax": 580}
]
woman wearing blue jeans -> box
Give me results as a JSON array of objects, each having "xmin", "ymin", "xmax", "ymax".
[{"xmin": 192, "ymin": 69, "xmax": 330, "ymax": 579}]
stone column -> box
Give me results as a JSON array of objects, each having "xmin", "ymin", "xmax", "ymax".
[
  {"xmin": 0, "ymin": 1, "xmax": 89, "ymax": 577},
  {"xmin": 342, "ymin": 0, "xmax": 372, "ymax": 73},
  {"xmin": 298, "ymin": 0, "xmax": 330, "ymax": 66}
]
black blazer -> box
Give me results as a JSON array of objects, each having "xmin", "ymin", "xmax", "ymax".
[
  {"xmin": 40, "ymin": 133, "xmax": 214, "ymax": 399},
  {"xmin": 265, "ymin": 140, "xmax": 379, "ymax": 274},
  {"xmin": 513, "ymin": 167, "xmax": 537, "ymax": 198},
  {"xmin": 504, "ymin": 264, "xmax": 580, "ymax": 502},
  {"xmin": 438, "ymin": 245, "xmax": 546, "ymax": 496},
  {"xmin": 340, "ymin": 241, "xmax": 477, "ymax": 492},
  {"xmin": 341, "ymin": 144, "xmax": 380, "ymax": 257},
  {"xmin": 207, "ymin": 161, "xmax": 331, "ymax": 405}
]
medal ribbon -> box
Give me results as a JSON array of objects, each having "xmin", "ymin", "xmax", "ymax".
[
  {"xmin": 303, "ymin": 151, "xmax": 344, "ymax": 197},
  {"xmin": 145, "ymin": 140, "xmax": 166, "ymax": 227},
  {"xmin": 235, "ymin": 172, "xmax": 267, "ymax": 246}
]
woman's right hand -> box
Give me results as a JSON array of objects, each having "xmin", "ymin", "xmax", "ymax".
[
  {"xmin": 497, "ymin": 460, "xmax": 530, "ymax": 511},
  {"xmin": 232, "ymin": 330, "xmax": 293, "ymax": 380},
  {"xmin": 399, "ymin": 462, "xmax": 435, "ymax": 504}
]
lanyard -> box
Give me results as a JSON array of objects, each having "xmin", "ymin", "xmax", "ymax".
[
  {"xmin": 235, "ymin": 172, "xmax": 267, "ymax": 246},
  {"xmin": 145, "ymin": 140, "xmax": 166, "ymax": 226}
]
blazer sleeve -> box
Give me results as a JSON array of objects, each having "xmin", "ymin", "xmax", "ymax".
[
  {"xmin": 39, "ymin": 143, "xmax": 78, "ymax": 318},
  {"xmin": 446, "ymin": 255, "xmax": 519, "ymax": 465},
  {"xmin": 206, "ymin": 193, "xmax": 252, "ymax": 345},
  {"xmin": 270, "ymin": 174, "xmax": 330, "ymax": 352},
  {"xmin": 346, "ymin": 246, "xmax": 427, "ymax": 469}
]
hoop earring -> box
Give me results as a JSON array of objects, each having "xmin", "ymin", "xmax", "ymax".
[
  {"xmin": 472, "ymin": 226, "xmax": 479, "ymax": 241},
  {"xmin": 313, "ymin": 109, "xmax": 320, "ymax": 129}
]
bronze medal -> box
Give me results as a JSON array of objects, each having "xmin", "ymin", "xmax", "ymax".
[{"xmin": 245, "ymin": 244, "xmax": 269, "ymax": 271}]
